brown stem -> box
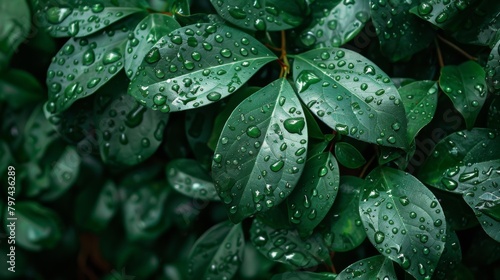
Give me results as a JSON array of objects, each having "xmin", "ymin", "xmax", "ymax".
[
  {"xmin": 435, "ymin": 39, "xmax": 444, "ymax": 68},
  {"xmin": 437, "ymin": 35, "xmax": 478, "ymax": 61},
  {"xmin": 359, "ymin": 153, "xmax": 376, "ymax": 179}
]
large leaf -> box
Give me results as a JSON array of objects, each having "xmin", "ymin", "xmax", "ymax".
[
  {"xmin": 46, "ymin": 17, "xmax": 139, "ymax": 113},
  {"xmin": 439, "ymin": 60, "xmax": 487, "ymax": 129},
  {"xmin": 75, "ymin": 180, "xmax": 118, "ymax": 231},
  {"xmin": 485, "ymin": 39, "xmax": 500, "ymax": 95},
  {"xmin": 450, "ymin": 0, "xmax": 500, "ymax": 46},
  {"xmin": 187, "ymin": 221, "xmax": 244, "ymax": 280},
  {"xmin": 250, "ymin": 217, "xmax": 331, "ymax": 268},
  {"xmin": 322, "ymin": 176, "xmax": 366, "ymax": 252},
  {"xmin": 434, "ymin": 228, "xmax": 462, "ymax": 279},
  {"xmin": 210, "ymin": 0, "xmax": 305, "ymax": 31},
  {"xmin": 0, "ymin": 0, "xmax": 30, "ymax": 70},
  {"xmin": 128, "ymin": 22, "xmax": 276, "ymax": 112},
  {"xmin": 409, "ymin": 0, "xmax": 477, "ymax": 29},
  {"xmin": 293, "ymin": 48, "xmax": 408, "ymax": 149},
  {"xmin": 370, "ymin": 0, "xmax": 435, "ymax": 61},
  {"xmin": 212, "ymin": 78, "xmax": 308, "ymax": 223},
  {"xmin": 124, "ymin": 13, "xmax": 181, "ymax": 78},
  {"xmin": 336, "ymin": 255, "xmax": 396, "ymax": 280},
  {"xmin": 286, "ymin": 152, "xmax": 340, "ymax": 237},
  {"xmin": 33, "ymin": 0, "xmax": 147, "ymax": 37},
  {"xmin": 299, "ymin": 0, "xmax": 370, "ymax": 48},
  {"xmin": 94, "ymin": 74, "xmax": 169, "ymax": 166},
  {"xmin": 360, "ymin": 167, "xmax": 447, "ymax": 280},
  {"xmin": 399, "ymin": 81, "xmax": 438, "ymax": 142}
]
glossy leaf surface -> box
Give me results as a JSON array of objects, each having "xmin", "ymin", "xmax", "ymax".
[
  {"xmin": 485, "ymin": 39, "xmax": 500, "ymax": 95},
  {"xmin": 409, "ymin": 0, "xmax": 471, "ymax": 29},
  {"xmin": 337, "ymin": 255, "xmax": 396, "ymax": 280},
  {"xmin": 334, "ymin": 142, "xmax": 366, "ymax": 169}
]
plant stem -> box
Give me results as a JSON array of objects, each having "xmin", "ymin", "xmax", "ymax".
[
  {"xmin": 435, "ymin": 39, "xmax": 444, "ymax": 68},
  {"xmin": 359, "ymin": 153, "xmax": 376, "ymax": 178},
  {"xmin": 437, "ymin": 35, "xmax": 478, "ymax": 61},
  {"xmin": 279, "ymin": 30, "xmax": 290, "ymax": 78}
]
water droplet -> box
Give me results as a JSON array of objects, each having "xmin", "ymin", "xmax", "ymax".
[
  {"xmin": 435, "ymin": 12, "xmax": 448, "ymax": 23},
  {"xmin": 207, "ymin": 92, "xmax": 221, "ymax": 101},
  {"xmin": 364, "ymin": 65, "xmax": 376, "ymax": 75},
  {"xmin": 46, "ymin": 7, "xmax": 72, "ymax": 24},
  {"xmin": 82, "ymin": 49, "xmax": 95, "ymax": 65},
  {"xmin": 246, "ymin": 126, "xmax": 261, "ymax": 138},
  {"xmin": 418, "ymin": 2, "xmax": 433, "ymax": 15},
  {"xmin": 254, "ymin": 18, "xmax": 267, "ymax": 30},
  {"xmin": 145, "ymin": 47, "xmax": 161, "ymax": 64},
  {"xmin": 87, "ymin": 78, "xmax": 101, "ymax": 89},
  {"xmin": 284, "ymin": 118, "xmax": 305, "ymax": 135},
  {"xmin": 319, "ymin": 166, "xmax": 328, "ymax": 177},
  {"xmin": 296, "ymin": 70, "xmax": 321, "ymax": 93},
  {"xmin": 374, "ymin": 231, "xmax": 385, "ymax": 244},
  {"xmin": 228, "ymin": 6, "xmax": 246, "ymax": 19},
  {"xmin": 270, "ymin": 160, "xmax": 284, "ymax": 172},
  {"xmin": 441, "ymin": 178, "xmax": 458, "ymax": 190}
]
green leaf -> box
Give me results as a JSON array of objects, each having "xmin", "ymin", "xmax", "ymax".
[
  {"xmin": 434, "ymin": 229, "xmax": 462, "ymax": 280},
  {"xmin": 0, "ymin": 0, "xmax": 30, "ymax": 70},
  {"xmin": 293, "ymin": 48, "xmax": 408, "ymax": 149},
  {"xmin": 125, "ymin": 13, "xmax": 181, "ymax": 77},
  {"xmin": 46, "ymin": 17, "xmax": 139, "ymax": 113},
  {"xmin": 337, "ymin": 255, "xmax": 396, "ymax": 280},
  {"xmin": 307, "ymin": 140, "xmax": 330, "ymax": 160},
  {"xmin": 0, "ymin": 69, "xmax": 44, "ymax": 109},
  {"xmin": 75, "ymin": 180, "xmax": 118, "ymax": 231},
  {"xmin": 334, "ymin": 142, "xmax": 366, "ymax": 169},
  {"xmin": 322, "ymin": 176, "xmax": 366, "ymax": 252},
  {"xmin": 0, "ymin": 140, "xmax": 13, "ymax": 180},
  {"xmin": 166, "ymin": 158, "xmax": 220, "ymax": 201},
  {"xmin": 94, "ymin": 74, "xmax": 170, "ymax": 166},
  {"xmin": 286, "ymin": 152, "xmax": 340, "ymax": 237},
  {"xmin": 185, "ymin": 104, "xmax": 218, "ymax": 168},
  {"xmin": 370, "ymin": 0, "xmax": 434, "ymax": 61},
  {"xmin": 303, "ymin": 102, "xmax": 325, "ymax": 140},
  {"xmin": 272, "ymin": 271, "xmax": 337, "ymax": 280},
  {"xmin": 210, "ymin": 0, "xmax": 305, "ymax": 31},
  {"xmin": 187, "ymin": 221, "xmax": 244, "ymax": 280},
  {"xmin": 23, "ymin": 104, "xmax": 60, "ymax": 161},
  {"xmin": 33, "ymin": 0, "xmax": 147, "ymax": 37},
  {"xmin": 360, "ymin": 167, "xmax": 446, "ymax": 279},
  {"xmin": 433, "ymin": 189, "xmax": 478, "ymax": 231},
  {"xmin": 450, "ymin": 0, "xmax": 500, "ymax": 46},
  {"xmin": 250, "ymin": 217, "xmax": 331, "ymax": 268},
  {"xmin": 418, "ymin": 128, "xmax": 500, "ymax": 192},
  {"xmin": 485, "ymin": 39, "xmax": 500, "ymax": 95},
  {"xmin": 399, "ymin": 81, "xmax": 438, "ymax": 142},
  {"xmin": 439, "ymin": 61, "xmax": 487, "ymax": 129},
  {"xmin": 149, "ymin": 0, "xmax": 190, "ymax": 14},
  {"xmin": 128, "ymin": 22, "xmax": 276, "ymax": 112},
  {"xmin": 212, "ymin": 78, "xmax": 308, "ymax": 223},
  {"xmin": 122, "ymin": 181, "xmax": 171, "ymax": 241},
  {"xmin": 7, "ymin": 201, "xmax": 62, "ymax": 251},
  {"xmin": 409, "ymin": 0, "xmax": 473, "ymax": 29},
  {"xmin": 488, "ymin": 97, "xmax": 500, "ymax": 129},
  {"xmin": 299, "ymin": 0, "xmax": 370, "ymax": 48}
]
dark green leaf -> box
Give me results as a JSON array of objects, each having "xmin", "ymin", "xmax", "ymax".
[
  {"xmin": 488, "ymin": 97, "xmax": 500, "ymax": 129},
  {"xmin": 377, "ymin": 140, "xmax": 415, "ymax": 170},
  {"xmin": 75, "ymin": 180, "xmax": 118, "ymax": 231},
  {"xmin": 439, "ymin": 61, "xmax": 487, "ymax": 129},
  {"xmin": 293, "ymin": 48, "xmax": 408, "ymax": 149},
  {"xmin": 433, "ymin": 189, "xmax": 478, "ymax": 231},
  {"xmin": 337, "ymin": 255, "xmax": 396, "ymax": 280},
  {"xmin": 371, "ymin": 0, "xmax": 434, "ymax": 61},
  {"xmin": 0, "ymin": 0, "xmax": 30, "ymax": 70},
  {"xmin": 94, "ymin": 74, "xmax": 169, "ymax": 166},
  {"xmin": 23, "ymin": 104, "xmax": 60, "ymax": 161},
  {"xmin": 307, "ymin": 140, "xmax": 330, "ymax": 160},
  {"xmin": 238, "ymin": 243, "xmax": 276, "ymax": 279},
  {"xmin": 485, "ymin": 39, "xmax": 500, "ymax": 95},
  {"xmin": 125, "ymin": 13, "xmax": 181, "ymax": 77},
  {"xmin": 250, "ymin": 217, "xmax": 331, "ymax": 268},
  {"xmin": 286, "ymin": 152, "xmax": 339, "ymax": 237},
  {"xmin": 0, "ymin": 69, "xmax": 44, "ymax": 109},
  {"xmin": 434, "ymin": 228, "xmax": 462, "ymax": 280},
  {"xmin": 210, "ymin": 0, "xmax": 305, "ymax": 31},
  {"xmin": 335, "ymin": 142, "xmax": 366, "ymax": 169},
  {"xmin": 272, "ymin": 271, "xmax": 337, "ymax": 280},
  {"xmin": 166, "ymin": 158, "xmax": 220, "ymax": 201},
  {"xmin": 399, "ymin": 81, "xmax": 438, "ymax": 142},
  {"xmin": 450, "ymin": 0, "xmax": 500, "ymax": 46},
  {"xmin": 360, "ymin": 167, "xmax": 446, "ymax": 279},
  {"xmin": 185, "ymin": 104, "xmax": 218, "ymax": 168},
  {"xmin": 212, "ymin": 78, "xmax": 308, "ymax": 223},
  {"xmin": 8, "ymin": 202, "xmax": 62, "ymax": 251},
  {"xmin": 322, "ymin": 176, "xmax": 366, "ymax": 252},
  {"xmin": 33, "ymin": 0, "xmax": 147, "ymax": 37},
  {"xmin": 129, "ymin": 22, "xmax": 276, "ymax": 112},
  {"xmin": 300, "ymin": 0, "xmax": 370, "ymax": 48},
  {"xmin": 187, "ymin": 221, "xmax": 244, "ymax": 280},
  {"xmin": 0, "ymin": 140, "xmax": 13, "ymax": 179},
  {"xmin": 303, "ymin": 102, "xmax": 325, "ymax": 140},
  {"xmin": 409, "ymin": 0, "xmax": 474, "ymax": 29},
  {"xmin": 149, "ymin": 0, "xmax": 190, "ymax": 14}
]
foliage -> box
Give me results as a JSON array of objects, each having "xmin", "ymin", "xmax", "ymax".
[{"xmin": 1, "ymin": 0, "xmax": 500, "ymax": 279}]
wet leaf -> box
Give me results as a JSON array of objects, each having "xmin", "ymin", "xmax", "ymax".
[
  {"xmin": 485, "ymin": 39, "xmax": 500, "ymax": 95},
  {"xmin": 434, "ymin": 228, "xmax": 462, "ymax": 280},
  {"xmin": 33, "ymin": 0, "xmax": 147, "ymax": 37},
  {"xmin": 487, "ymin": 97, "xmax": 500, "ymax": 129},
  {"xmin": 450, "ymin": 0, "xmax": 500, "ymax": 46},
  {"xmin": 149, "ymin": 0, "xmax": 190, "ymax": 15},
  {"xmin": 439, "ymin": 60, "xmax": 487, "ymax": 129},
  {"xmin": 94, "ymin": 74, "xmax": 170, "ymax": 166},
  {"xmin": 23, "ymin": 104, "xmax": 60, "ymax": 161},
  {"xmin": 187, "ymin": 221, "xmax": 244, "ymax": 280},
  {"xmin": 371, "ymin": 0, "xmax": 435, "ymax": 61},
  {"xmin": 360, "ymin": 167, "xmax": 446, "ymax": 279},
  {"xmin": 185, "ymin": 104, "xmax": 218, "ymax": 168},
  {"xmin": 337, "ymin": 255, "xmax": 396, "ymax": 279},
  {"xmin": 212, "ymin": 78, "xmax": 308, "ymax": 223},
  {"xmin": 128, "ymin": 22, "xmax": 276, "ymax": 112},
  {"xmin": 0, "ymin": 69, "xmax": 44, "ymax": 109},
  {"xmin": 125, "ymin": 13, "xmax": 181, "ymax": 78},
  {"xmin": 335, "ymin": 142, "xmax": 366, "ymax": 169},
  {"xmin": 9, "ymin": 201, "xmax": 62, "ymax": 251},
  {"xmin": 322, "ymin": 176, "xmax": 366, "ymax": 252},
  {"xmin": 300, "ymin": 0, "xmax": 370, "ymax": 48},
  {"xmin": 432, "ymin": 189, "xmax": 478, "ymax": 231},
  {"xmin": 0, "ymin": 0, "xmax": 30, "ymax": 70},
  {"xmin": 210, "ymin": 0, "xmax": 305, "ymax": 31},
  {"xmin": 166, "ymin": 158, "xmax": 220, "ymax": 201},
  {"xmin": 293, "ymin": 48, "xmax": 408, "ymax": 149},
  {"xmin": 75, "ymin": 180, "xmax": 118, "ymax": 231},
  {"xmin": 399, "ymin": 81, "xmax": 438, "ymax": 142},
  {"xmin": 250, "ymin": 217, "xmax": 331, "ymax": 269},
  {"xmin": 409, "ymin": 0, "xmax": 473, "ymax": 29},
  {"xmin": 272, "ymin": 271, "xmax": 337, "ymax": 280},
  {"xmin": 286, "ymin": 152, "xmax": 340, "ymax": 237}
]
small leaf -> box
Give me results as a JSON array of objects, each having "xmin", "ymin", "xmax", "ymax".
[
  {"xmin": 166, "ymin": 158, "xmax": 220, "ymax": 201},
  {"xmin": 334, "ymin": 142, "xmax": 366, "ymax": 169},
  {"xmin": 250, "ymin": 217, "xmax": 331, "ymax": 269},
  {"xmin": 322, "ymin": 176, "xmax": 366, "ymax": 252},
  {"xmin": 293, "ymin": 48, "xmax": 408, "ymax": 149},
  {"xmin": 360, "ymin": 167, "xmax": 446, "ymax": 279},
  {"xmin": 23, "ymin": 104, "xmax": 60, "ymax": 161},
  {"xmin": 210, "ymin": 0, "xmax": 305, "ymax": 31},
  {"xmin": 129, "ymin": 22, "xmax": 276, "ymax": 112},
  {"xmin": 187, "ymin": 221, "xmax": 244, "ymax": 280},
  {"xmin": 272, "ymin": 271, "xmax": 337, "ymax": 280},
  {"xmin": 337, "ymin": 255, "xmax": 396, "ymax": 279},
  {"xmin": 125, "ymin": 13, "xmax": 181, "ymax": 77},
  {"xmin": 34, "ymin": 0, "xmax": 147, "ymax": 37},
  {"xmin": 487, "ymin": 97, "xmax": 500, "ymax": 129},
  {"xmin": 0, "ymin": 0, "xmax": 30, "ymax": 70},
  {"xmin": 439, "ymin": 61, "xmax": 487, "ymax": 129},
  {"xmin": 75, "ymin": 180, "xmax": 119, "ymax": 232},
  {"xmin": 485, "ymin": 39, "xmax": 500, "ymax": 95},
  {"xmin": 286, "ymin": 152, "xmax": 340, "ymax": 237},
  {"xmin": 409, "ymin": 0, "xmax": 467, "ymax": 29},
  {"xmin": 300, "ymin": 0, "xmax": 370, "ymax": 48},
  {"xmin": 212, "ymin": 78, "xmax": 308, "ymax": 223}
]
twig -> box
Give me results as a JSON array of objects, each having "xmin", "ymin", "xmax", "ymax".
[
  {"xmin": 359, "ymin": 154, "xmax": 376, "ymax": 179},
  {"xmin": 435, "ymin": 39, "xmax": 444, "ymax": 68},
  {"xmin": 437, "ymin": 35, "xmax": 478, "ymax": 61}
]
